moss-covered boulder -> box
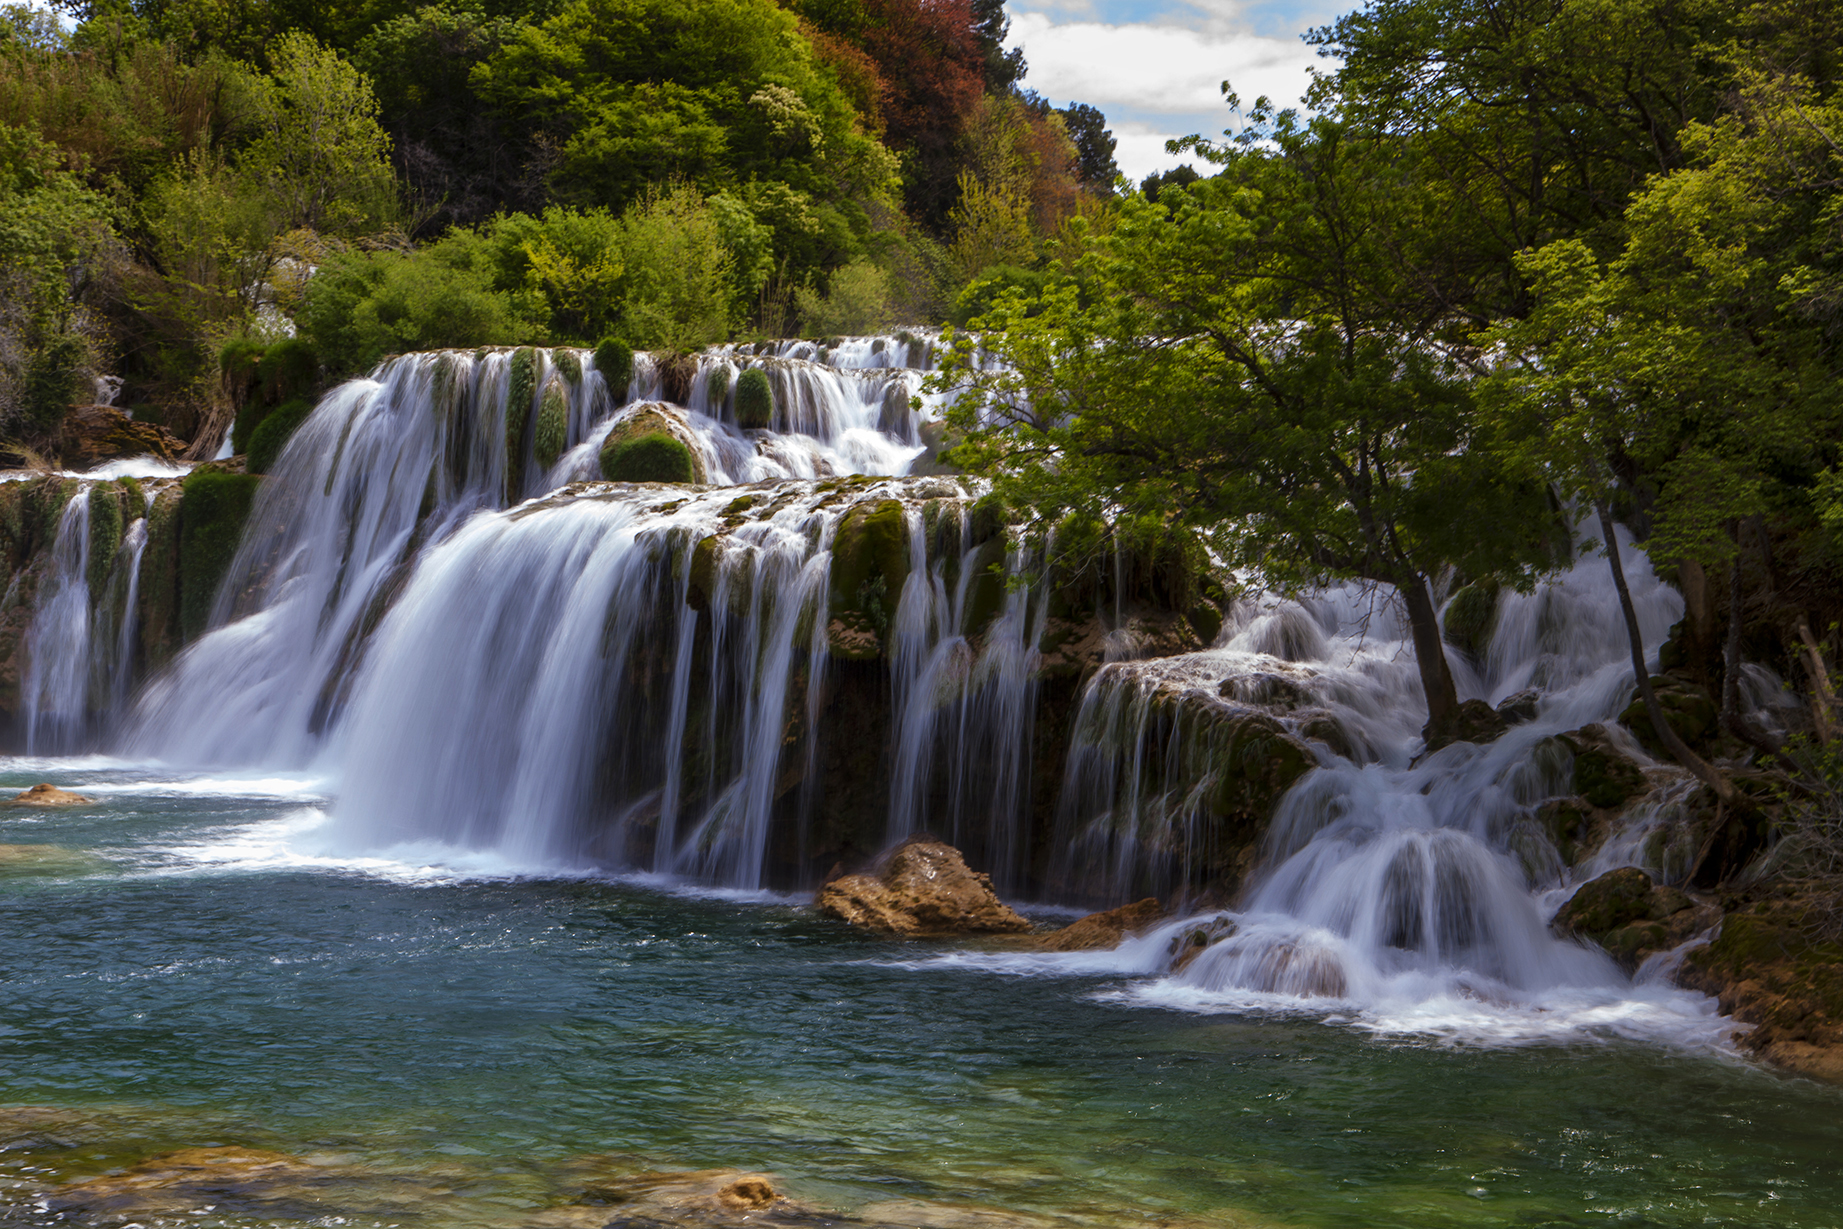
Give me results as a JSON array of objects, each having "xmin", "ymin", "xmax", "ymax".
[
  {"xmin": 1619, "ymin": 674, "xmax": 1718, "ymax": 757},
  {"xmin": 602, "ymin": 432, "xmax": 694, "ymax": 484},
  {"xmin": 594, "ymin": 338, "xmax": 633, "ymax": 395},
  {"xmin": 85, "ymin": 482, "xmax": 124, "ymax": 595},
  {"xmin": 707, "ymin": 364, "xmax": 731, "ymax": 408},
  {"xmin": 1425, "ymin": 697, "xmax": 1510, "ymax": 751},
  {"xmin": 505, "ymin": 346, "xmax": 538, "ymax": 500},
  {"xmin": 598, "ymin": 407, "xmax": 706, "ymax": 485},
  {"xmin": 139, "ymin": 484, "xmax": 184, "ymax": 670},
  {"xmin": 1208, "ymin": 711, "xmax": 1315, "ymax": 824},
  {"xmin": 1443, "ymin": 579, "xmax": 1500, "ymax": 660},
  {"xmin": 824, "ymin": 498, "xmax": 908, "ymax": 658},
  {"xmin": 553, "ymin": 348, "xmax": 583, "ymax": 385},
  {"xmin": 1558, "ymin": 724, "xmax": 1647, "ymax": 808},
  {"xmin": 735, "ymin": 367, "xmax": 773, "ymax": 429},
  {"xmin": 1555, "ymin": 866, "xmax": 1714, "ymax": 969},
  {"xmin": 178, "ymin": 471, "xmax": 261, "ymax": 642},
  {"xmin": 1682, "ymin": 893, "xmax": 1843, "ymax": 1082},
  {"xmin": 246, "ymin": 399, "xmax": 314, "ymax": 476},
  {"xmin": 533, "ymin": 378, "xmax": 569, "ymax": 471},
  {"xmin": 961, "ymin": 537, "xmax": 1009, "ymax": 635}
]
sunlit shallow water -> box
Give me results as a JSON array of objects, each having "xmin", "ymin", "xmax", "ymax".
[{"xmin": 3, "ymin": 764, "xmax": 1841, "ymax": 1228}]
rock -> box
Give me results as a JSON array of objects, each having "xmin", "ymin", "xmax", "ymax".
[
  {"xmin": 0, "ymin": 843, "xmax": 103, "ymax": 875},
  {"xmin": 1554, "ymin": 866, "xmax": 1718, "ymax": 968},
  {"xmin": 1560, "ymin": 724, "xmax": 1647, "ymax": 808},
  {"xmin": 717, "ymin": 1175, "xmax": 777, "ymax": 1210},
  {"xmin": 1442, "ymin": 579, "xmax": 1500, "ymax": 660},
  {"xmin": 1681, "ymin": 892, "xmax": 1843, "ymax": 1083},
  {"xmin": 1496, "ymin": 689, "xmax": 1541, "ymax": 725},
  {"xmin": 1208, "ymin": 711, "xmax": 1315, "ymax": 823},
  {"xmin": 1424, "ymin": 697, "xmax": 1509, "ymax": 751},
  {"xmin": 45, "ymin": 1147, "xmax": 320, "ymax": 1214},
  {"xmin": 1025, "ymin": 898, "xmax": 1163, "ymax": 951},
  {"xmin": 1218, "ymin": 671, "xmax": 1312, "ymax": 710},
  {"xmin": 814, "ymin": 839, "xmax": 1032, "ymax": 936},
  {"xmin": 1534, "ymin": 796, "xmax": 1594, "ymax": 863},
  {"xmin": 1168, "ymin": 915, "xmax": 1238, "ymax": 973},
  {"xmin": 3, "ymin": 783, "xmax": 91, "ymax": 807},
  {"xmin": 1620, "ymin": 674, "xmax": 1718, "ymax": 757},
  {"xmin": 734, "ymin": 367, "xmax": 774, "ymax": 429},
  {"xmin": 598, "ymin": 406, "xmax": 707, "ymax": 485},
  {"xmin": 57, "ymin": 405, "xmax": 186, "ymax": 466}
]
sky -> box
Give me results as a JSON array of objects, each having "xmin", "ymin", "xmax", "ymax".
[{"xmin": 1003, "ymin": 0, "xmax": 1347, "ymax": 184}]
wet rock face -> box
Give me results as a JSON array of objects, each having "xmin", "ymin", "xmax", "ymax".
[
  {"xmin": 1024, "ymin": 898, "xmax": 1163, "ymax": 952},
  {"xmin": 1554, "ymin": 866, "xmax": 1717, "ymax": 968},
  {"xmin": 814, "ymin": 839, "xmax": 1032, "ymax": 936},
  {"xmin": 1620, "ymin": 673, "xmax": 1719, "ymax": 757},
  {"xmin": 58, "ymin": 405, "xmax": 186, "ymax": 467},
  {"xmin": 44, "ymin": 1147, "xmax": 325, "ymax": 1216},
  {"xmin": 1424, "ymin": 698, "xmax": 1509, "ymax": 751},
  {"xmin": 1559, "ymin": 724, "xmax": 1648, "ymax": 808}
]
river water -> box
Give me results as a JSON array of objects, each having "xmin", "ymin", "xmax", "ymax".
[{"xmin": 3, "ymin": 763, "xmax": 1841, "ymax": 1229}]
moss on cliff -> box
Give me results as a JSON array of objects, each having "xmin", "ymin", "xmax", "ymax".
[{"xmin": 178, "ymin": 472, "xmax": 260, "ymax": 642}]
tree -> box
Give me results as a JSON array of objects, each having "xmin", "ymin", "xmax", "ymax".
[
  {"xmin": 1059, "ymin": 101, "xmax": 1116, "ymax": 193},
  {"xmin": 243, "ymin": 30, "xmax": 397, "ymax": 236},
  {"xmin": 939, "ymin": 118, "xmax": 1560, "ymax": 733}
]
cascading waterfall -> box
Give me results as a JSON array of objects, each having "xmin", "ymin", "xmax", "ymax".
[
  {"xmin": 1049, "ymin": 518, "xmax": 1743, "ymax": 1016},
  {"xmin": 22, "ymin": 492, "xmax": 92, "ymax": 753}
]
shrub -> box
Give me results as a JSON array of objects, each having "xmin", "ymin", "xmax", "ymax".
[
  {"xmin": 256, "ymin": 338, "xmax": 318, "ymax": 403},
  {"xmin": 734, "ymin": 367, "xmax": 773, "ymax": 429},
  {"xmin": 594, "ymin": 337, "xmax": 634, "ymax": 394},
  {"xmin": 247, "ymin": 398, "xmax": 314, "ymax": 474},
  {"xmin": 794, "ymin": 259, "xmax": 892, "ymax": 335},
  {"xmin": 298, "ymin": 247, "xmax": 525, "ymax": 376},
  {"xmin": 600, "ymin": 431, "xmax": 694, "ymax": 483}
]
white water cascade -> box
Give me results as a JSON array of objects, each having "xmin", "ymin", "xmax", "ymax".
[{"xmin": 22, "ymin": 492, "xmax": 92, "ymax": 753}]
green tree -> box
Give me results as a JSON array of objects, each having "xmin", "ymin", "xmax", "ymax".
[{"xmin": 939, "ymin": 120, "xmax": 1559, "ymax": 734}]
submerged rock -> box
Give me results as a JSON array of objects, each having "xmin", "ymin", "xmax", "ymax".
[
  {"xmin": 815, "ymin": 839, "xmax": 1032, "ymax": 936},
  {"xmin": 3, "ymin": 782, "xmax": 92, "ymax": 807},
  {"xmin": 45, "ymin": 1146, "xmax": 322, "ymax": 1215},
  {"xmin": 0, "ymin": 843, "xmax": 104, "ymax": 875},
  {"xmin": 1025, "ymin": 897, "xmax": 1164, "ymax": 951}
]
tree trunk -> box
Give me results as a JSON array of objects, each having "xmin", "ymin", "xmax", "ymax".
[
  {"xmin": 1400, "ymin": 572, "xmax": 1459, "ymax": 734},
  {"xmin": 1720, "ymin": 538, "xmax": 1788, "ymax": 760},
  {"xmin": 1596, "ymin": 501, "xmax": 1733, "ymax": 803},
  {"xmin": 1795, "ymin": 613, "xmax": 1838, "ymax": 745}
]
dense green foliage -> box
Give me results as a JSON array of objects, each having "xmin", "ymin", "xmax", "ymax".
[
  {"xmin": 733, "ymin": 367, "xmax": 773, "ymax": 429},
  {"xmin": 246, "ymin": 398, "xmax": 314, "ymax": 474}
]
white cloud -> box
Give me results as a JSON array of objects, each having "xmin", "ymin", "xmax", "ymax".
[{"xmin": 1006, "ymin": 8, "xmax": 1324, "ymax": 180}]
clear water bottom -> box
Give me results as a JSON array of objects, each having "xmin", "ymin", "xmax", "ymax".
[{"xmin": 1, "ymin": 763, "xmax": 1840, "ymax": 1228}]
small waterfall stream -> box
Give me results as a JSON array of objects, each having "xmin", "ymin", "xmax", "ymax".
[{"xmin": 22, "ymin": 492, "xmax": 92, "ymax": 754}]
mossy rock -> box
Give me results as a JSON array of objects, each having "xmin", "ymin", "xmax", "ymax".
[
  {"xmin": 1536, "ymin": 796, "xmax": 1594, "ymax": 863},
  {"xmin": 178, "ymin": 471, "xmax": 261, "ymax": 643},
  {"xmin": 658, "ymin": 353, "xmax": 697, "ymax": 404},
  {"xmin": 829, "ymin": 499, "xmax": 908, "ymax": 621},
  {"xmin": 1187, "ymin": 600, "xmax": 1224, "ymax": 645},
  {"xmin": 593, "ymin": 338, "xmax": 633, "ymax": 395},
  {"xmin": 877, "ymin": 382, "xmax": 912, "ymax": 434},
  {"xmin": 598, "ymin": 408, "xmax": 706, "ymax": 484},
  {"xmin": 534, "ymin": 378, "xmax": 569, "ymax": 471},
  {"xmin": 735, "ymin": 368, "xmax": 774, "ymax": 430},
  {"xmin": 1619, "ymin": 675, "xmax": 1718, "ymax": 757},
  {"xmin": 686, "ymin": 534, "xmax": 719, "ymax": 610},
  {"xmin": 1554, "ymin": 866, "xmax": 1656, "ymax": 937},
  {"xmin": 1208, "ymin": 712, "xmax": 1315, "ymax": 824},
  {"xmin": 707, "ymin": 364, "xmax": 731, "ymax": 407},
  {"xmin": 85, "ymin": 482, "xmax": 124, "ymax": 595},
  {"xmin": 139, "ymin": 485, "xmax": 183, "ymax": 670},
  {"xmin": 969, "ymin": 493, "xmax": 1008, "ymax": 545},
  {"xmin": 961, "ymin": 538, "xmax": 1009, "ymax": 635},
  {"xmin": 1559, "ymin": 725, "xmax": 1647, "ymax": 808},
  {"xmin": 1443, "ymin": 579, "xmax": 1500, "ymax": 660},
  {"xmin": 505, "ymin": 346, "xmax": 538, "ymax": 501},
  {"xmin": 553, "ymin": 349, "xmax": 583, "ymax": 385},
  {"xmin": 601, "ymin": 432, "xmax": 694, "ymax": 484},
  {"xmin": 247, "ymin": 398, "xmax": 314, "ymax": 475}
]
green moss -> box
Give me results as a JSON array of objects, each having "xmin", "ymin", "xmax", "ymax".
[
  {"xmin": 735, "ymin": 368, "xmax": 774, "ymax": 430},
  {"xmin": 723, "ymin": 494, "xmax": 755, "ymax": 517},
  {"xmin": 247, "ymin": 398, "xmax": 315, "ymax": 475},
  {"xmin": 1187, "ymin": 601, "xmax": 1224, "ymax": 644},
  {"xmin": 962, "ymin": 538, "xmax": 1008, "ymax": 634},
  {"xmin": 534, "ymin": 379, "xmax": 569, "ymax": 470},
  {"xmin": 1209, "ymin": 713, "xmax": 1314, "ymax": 824},
  {"xmin": 117, "ymin": 476, "xmax": 143, "ymax": 509},
  {"xmin": 1443, "ymin": 579, "xmax": 1500, "ymax": 659},
  {"xmin": 0, "ymin": 481, "xmax": 25, "ymax": 570},
  {"xmin": 969, "ymin": 493, "xmax": 1008, "ymax": 545},
  {"xmin": 178, "ymin": 471, "xmax": 261, "ymax": 643},
  {"xmin": 601, "ymin": 432, "xmax": 695, "ymax": 484},
  {"xmin": 139, "ymin": 485, "xmax": 183, "ymax": 671},
  {"xmin": 829, "ymin": 499, "xmax": 908, "ymax": 619},
  {"xmin": 593, "ymin": 338, "xmax": 634, "ymax": 394},
  {"xmin": 86, "ymin": 482, "xmax": 123, "ymax": 595},
  {"xmin": 707, "ymin": 364, "xmax": 731, "ymax": 407},
  {"xmin": 553, "ymin": 349, "xmax": 583, "ymax": 385},
  {"xmin": 687, "ymin": 534, "xmax": 719, "ymax": 609},
  {"xmin": 256, "ymin": 338, "xmax": 319, "ymax": 405},
  {"xmin": 505, "ymin": 346, "xmax": 537, "ymax": 500},
  {"xmin": 1619, "ymin": 676, "xmax": 1718, "ymax": 756}
]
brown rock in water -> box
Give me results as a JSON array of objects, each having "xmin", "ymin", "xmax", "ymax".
[
  {"xmin": 814, "ymin": 839, "xmax": 1032, "ymax": 936},
  {"xmin": 4, "ymin": 783, "xmax": 92, "ymax": 807},
  {"xmin": 1026, "ymin": 898, "xmax": 1164, "ymax": 952},
  {"xmin": 1554, "ymin": 866, "xmax": 1719, "ymax": 969},
  {"xmin": 717, "ymin": 1175, "xmax": 777, "ymax": 1210},
  {"xmin": 45, "ymin": 1147, "xmax": 317, "ymax": 1214}
]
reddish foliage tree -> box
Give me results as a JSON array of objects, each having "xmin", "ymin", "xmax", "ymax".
[{"xmin": 857, "ymin": 0, "xmax": 986, "ymax": 227}]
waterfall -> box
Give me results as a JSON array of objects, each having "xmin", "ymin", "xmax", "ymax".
[{"xmin": 22, "ymin": 492, "xmax": 92, "ymax": 753}]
